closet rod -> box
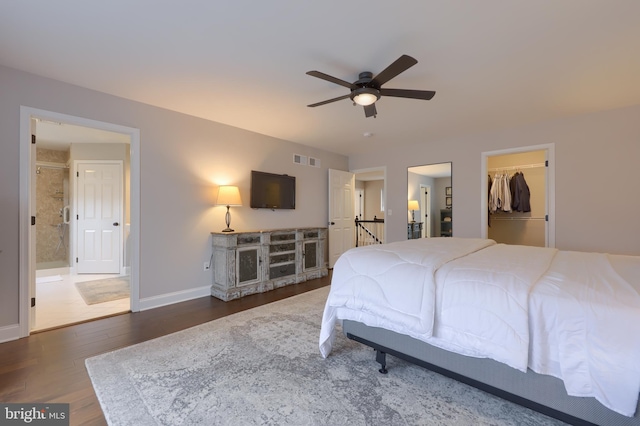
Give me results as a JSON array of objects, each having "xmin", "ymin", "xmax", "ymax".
[
  {"xmin": 488, "ymin": 162, "xmax": 545, "ymax": 173},
  {"xmin": 490, "ymin": 216, "xmax": 546, "ymax": 221}
]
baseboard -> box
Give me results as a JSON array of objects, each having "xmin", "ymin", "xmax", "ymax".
[
  {"xmin": 0, "ymin": 323, "xmax": 21, "ymax": 343},
  {"xmin": 138, "ymin": 285, "xmax": 211, "ymax": 311}
]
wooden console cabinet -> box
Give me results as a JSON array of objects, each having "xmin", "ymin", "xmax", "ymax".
[{"xmin": 211, "ymin": 227, "xmax": 328, "ymax": 301}]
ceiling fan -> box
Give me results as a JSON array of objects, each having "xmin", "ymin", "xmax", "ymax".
[{"xmin": 306, "ymin": 54, "xmax": 436, "ymax": 118}]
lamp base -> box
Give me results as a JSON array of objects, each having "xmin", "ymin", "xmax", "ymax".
[{"xmin": 221, "ymin": 206, "xmax": 234, "ymax": 233}]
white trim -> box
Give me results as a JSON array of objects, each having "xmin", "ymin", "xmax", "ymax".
[
  {"xmin": 19, "ymin": 106, "xmax": 141, "ymax": 339},
  {"xmin": 351, "ymin": 166, "xmax": 387, "ymax": 243},
  {"xmin": 480, "ymin": 143, "xmax": 555, "ymax": 248},
  {"xmin": 0, "ymin": 324, "xmax": 20, "ymax": 344},
  {"xmin": 138, "ymin": 285, "xmax": 212, "ymax": 311}
]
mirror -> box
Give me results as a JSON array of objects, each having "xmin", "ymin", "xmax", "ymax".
[{"xmin": 407, "ymin": 162, "xmax": 452, "ymax": 239}]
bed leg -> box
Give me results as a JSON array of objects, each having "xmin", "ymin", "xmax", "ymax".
[{"xmin": 376, "ymin": 349, "xmax": 388, "ymax": 374}]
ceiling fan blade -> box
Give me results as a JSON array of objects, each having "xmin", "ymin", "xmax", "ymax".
[
  {"xmin": 307, "ymin": 94, "xmax": 351, "ymax": 108},
  {"xmin": 380, "ymin": 88, "xmax": 436, "ymax": 100},
  {"xmin": 306, "ymin": 71, "xmax": 355, "ymax": 89},
  {"xmin": 371, "ymin": 54, "xmax": 418, "ymax": 87},
  {"xmin": 364, "ymin": 103, "xmax": 377, "ymax": 118}
]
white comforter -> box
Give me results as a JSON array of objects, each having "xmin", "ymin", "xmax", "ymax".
[
  {"xmin": 529, "ymin": 251, "xmax": 640, "ymax": 417},
  {"xmin": 432, "ymin": 243, "xmax": 557, "ymax": 372},
  {"xmin": 319, "ymin": 238, "xmax": 495, "ymax": 358},
  {"xmin": 319, "ymin": 238, "xmax": 640, "ymax": 417}
]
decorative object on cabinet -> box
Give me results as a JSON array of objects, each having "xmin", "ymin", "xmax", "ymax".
[
  {"xmin": 215, "ymin": 185, "xmax": 242, "ymax": 232},
  {"xmin": 408, "ymin": 200, "xmax": 419, "ymax": 222},
  {"xmin": 211, "ymin": 228, "xmax": 328, "ymax": 301},
  {"xmin": 440, "ymin": 209, "xmax": 452, "ymax": 237},
  {"xmin": 407, "ymin": 222, "xmax": 423, "ymax": 239}
]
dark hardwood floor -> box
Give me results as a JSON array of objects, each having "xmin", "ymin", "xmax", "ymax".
[{"xmin": 0, "ymin": 275, "xmax": 331, "ymax": 425}]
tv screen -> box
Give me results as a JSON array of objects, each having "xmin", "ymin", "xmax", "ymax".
[{"xmin": 250, "ymin": 170, "xmax": 296, "ymax": 209}]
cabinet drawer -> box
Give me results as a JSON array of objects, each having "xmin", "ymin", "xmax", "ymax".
[
  {"xmin": 270, "ymin": 242, "xmax": 295, "ymax": 253},
  {"xmin": 238, "ymin": 234, "xmax": 261, "ymax": 245},
  {"xmin": 270, "ymin": 252, "xmax": 295, "ymax": 265},
  {"xmin": 270, "ymin": 263, "xmax": 296, "ymax": 279},
  {"xmin": 271, "ymin": 232, "xmax": 295, "ymax": 242},
  {"xmin": 304, "ymin": 230, "xmax": 319, "ymax": 239}
]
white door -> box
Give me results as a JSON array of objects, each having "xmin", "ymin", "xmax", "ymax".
[
  {"xmin": 420, "ymin": 184, "xmax": 432, "ymax": 238},
  {"xmin": 328, "ymin": 169, "xmax": 355, "ymax": 268},
  {"xmin": 76, "ymin": 162, "xmax": 122, "ymax": 273}
]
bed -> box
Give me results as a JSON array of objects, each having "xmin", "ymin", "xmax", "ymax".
[{"xmin": 319, "ymin": 238, "xmax": 640, "ymax": 426}]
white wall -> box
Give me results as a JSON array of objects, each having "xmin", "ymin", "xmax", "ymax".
[
  {"xmin": 0, "ymin": 65, "xmax": 348, "ymax": 330},
  {"xmin": 350, "ymin": 104, "xmax": 640, "ymax": 256}
]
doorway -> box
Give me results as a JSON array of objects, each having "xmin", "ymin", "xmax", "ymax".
[
  {"xmin": 20, "ymin": 107, "xmax": 141, "ymax": 336},
  {"xmin": 481, "ymin": 144, "xmax": 555, "ymax": 248}
]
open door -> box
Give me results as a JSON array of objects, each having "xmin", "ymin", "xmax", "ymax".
[
  {"xmin": 328, "ymin": 169, "xmax": 355, "ymax": 268},
  {"xmin": 76, "ymin": 162, "xmax": 123, "ymax": 274}
]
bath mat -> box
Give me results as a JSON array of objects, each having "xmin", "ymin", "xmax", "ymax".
[{"xmin": 75, "ymin": 276, "xmax": 130, "ymax": 305}]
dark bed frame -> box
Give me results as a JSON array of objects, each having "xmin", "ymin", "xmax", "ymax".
[{"xmin": 343, "ymin": 320, "xmax": 640, "ymax": 426}]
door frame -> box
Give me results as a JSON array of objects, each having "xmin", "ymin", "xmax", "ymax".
[
  {"xmin": 352, "ymin": 166, "xmax": 387, "ymax": 242},
  {"xmin": 419, "ymin": 184, "xmax": 432, "ymax": 238},
  {"xmin": 480, "ymin": 143, "xmax": 555, "ymax": 248},
  {"xmin": 19, "ymin": 106, "xmax": 141, "ymax": 337}
]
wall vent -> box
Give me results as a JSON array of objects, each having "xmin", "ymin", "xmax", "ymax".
[
  {"xmin": 309, "ymin": 157, "xmax": 320, "ymax": 168},
  {"xmin": 293, "ymin": 154, "xmax": 307, "ymax": 165}
]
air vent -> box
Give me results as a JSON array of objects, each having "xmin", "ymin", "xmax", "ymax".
[
  {"xmin": 293, "ymin": 154, "xmax": 307, "ymax": 165},
  {"xmin": 309, "ymin": 157, "xmax": 320, "ymax": 168}
]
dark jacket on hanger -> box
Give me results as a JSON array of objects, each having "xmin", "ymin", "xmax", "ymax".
[{"xmin": 511, "ymin": 172, "xmax": 531, "ymax": 212}]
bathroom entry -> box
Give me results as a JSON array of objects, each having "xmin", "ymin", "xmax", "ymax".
[{"xmin": 32, "ymin": 118, "xmax": 131, "ymax": 331}]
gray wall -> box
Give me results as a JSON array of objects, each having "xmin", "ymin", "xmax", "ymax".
[
  {"xmin": 0, "ymin": 65, "xmax": 348, "ymax": 330},
  {"xmin": 350, "ymin": 104, "xmax": 640, "ymax": 256}
]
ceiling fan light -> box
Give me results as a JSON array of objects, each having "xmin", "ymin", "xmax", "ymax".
[
  {"xmin": 353, "ymin": 92, "xmax": 378, "ymax": 106},
  {"xmin": 351, "ymin": 87, "xmax": 380, "ymax": 106}
]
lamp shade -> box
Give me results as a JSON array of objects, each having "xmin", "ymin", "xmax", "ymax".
[
  {"xmin": 408, "ymin": 200, "xmax": 419, "ymax": 211},
  {"xmin": 216, "ymin": 185, "xmax": 242, "ymax": 206}
]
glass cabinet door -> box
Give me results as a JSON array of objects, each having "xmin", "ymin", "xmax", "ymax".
[
  {"xmin": 237, "ymin": 246, "xmax": 261, "ymax": 286},
  {"xmin": 303, "ymin": 241, "xmax": 318, "ymax": 270}
]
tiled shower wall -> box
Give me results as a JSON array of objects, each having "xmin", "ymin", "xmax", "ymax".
[{"xmin": 36, "ymin": 148, "xmax": 70, "ymax": 268}]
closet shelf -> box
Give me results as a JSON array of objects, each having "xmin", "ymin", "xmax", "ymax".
[{"xmin": 488, "ymin": 162, "xmax": 545, "ymax": 173}]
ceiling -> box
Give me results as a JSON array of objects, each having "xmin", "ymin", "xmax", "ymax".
[{"xmin": 2, "ymin": 2, "xmax": 640, "ymax": 157}]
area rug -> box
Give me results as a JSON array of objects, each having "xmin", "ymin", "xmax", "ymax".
[
  {"xmin": 75, "ymin": 276, "xmax": 130, "ymax": 305},
  {"xmin": 85, "ymin": 287, "xmax": 565, "ymax": 426}
]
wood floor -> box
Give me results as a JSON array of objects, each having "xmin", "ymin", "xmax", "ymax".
[{"xmin": 0, "ymin": 275, "xmax": 331, "ymax": 425}]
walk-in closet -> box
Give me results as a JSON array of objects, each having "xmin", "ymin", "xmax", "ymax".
[{"xmin": 487, "ymin": 150, "xmax": 548, "ymax": 247}]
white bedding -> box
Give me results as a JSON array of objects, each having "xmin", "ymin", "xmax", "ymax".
[
  {"xmin": 319, "ymin": 237, "xmax": 495, "ymax": 358},
  {"xmin": 432, "ymin": 243, "xmax": 557, "ymax": 372},
  {"xmin": 319, "ymin": 238, "xmax": 640, "ymax": 417},
  {"xmin": 529, "ymin": 251, "xmax": 640, "ymax": 417}
]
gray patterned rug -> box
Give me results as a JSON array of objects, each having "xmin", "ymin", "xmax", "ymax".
[{"xmin": 85, "ymin": 287, "xmax": 566, "ymax": 425}]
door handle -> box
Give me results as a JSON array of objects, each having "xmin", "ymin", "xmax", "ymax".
[
  {"xmin": 113, "ymin": 222, "xmax": 120, "ymax": 226},
  {"xmin": 329, "ymin": 221, "xmax": 335, "ymax": 225}
]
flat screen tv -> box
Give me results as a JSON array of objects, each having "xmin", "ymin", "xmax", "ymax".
[{"xmin": 250, "ymin": 170, "xmax": 296, "ymax": 209}]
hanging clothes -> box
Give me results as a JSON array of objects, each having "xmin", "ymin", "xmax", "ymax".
[
  {"xmin": 510, "ymin": 172, "xmax": 531, "ymax": 212},
  {"xmin": 489, "ymin": 172, "xmax": 512, "ymax": 213}
]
